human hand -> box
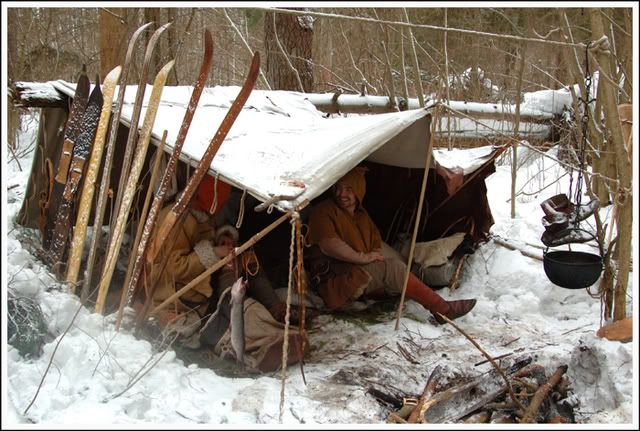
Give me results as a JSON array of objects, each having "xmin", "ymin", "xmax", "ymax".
[
  {"xmin": 366, "ymin": 251, "xmax": 385, "ymax": 263},
  {"xmin": 213, "ymin": 244, "xmax": 233, "ymax": 258}
]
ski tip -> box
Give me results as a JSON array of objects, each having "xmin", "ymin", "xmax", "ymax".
[
  {"xmin": 106, "ymin": 65, "xmax": 123, "ymax": 82},
  {"xmin": 161, "ymin": 59, "xmax": 176, "ymax": 75},
  {"xmin": 251, "ymin": 51, "xmax": 260, "ymax": 66},
  {"xmin": 138, "ymin": 21, "xmax": 154, "ymax": 32},
  {"xmin": 157, "ymin": 21, "xmax": 172, "ymax": 33}
]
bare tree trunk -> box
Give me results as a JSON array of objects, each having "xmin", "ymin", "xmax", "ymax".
[
  {"xmin": 443, "ymin": 9, "xmax": 452, "ymax": 150},
  {"xmin": 511, "ymin": 42, "xmax": 526, "ymax": 219},
  {"xmin": 99, "ymin": 8, "xmax": 128, "ymax": 80},
  {"xmin": 590, "ymin": 9, "xmax": 618, "ymax": 202},
  {"xmin": 589, "ymin": 8, "xmax": 632, "ymax": 322},
  {"xmin": 166, "ymin": 8, "xmax": 178, "ymax": 85},
  {"xmin": 619, "ymin": 9, "xmax": 632, "ymax": 102},
  {"xmin": 7, "ymin": 8, "xmax": 20, "ymax": 153},
  {"xmin": 144, "ymin": 9, "xmax": 162, "ymax": 84},
  {"xmin": 558, "ymin": 10, "xmax": 607, "ymax": 204},
  {"xmin": 264, "ymin": 9, "xmax": 314, "ymax": 92},
  {"xmin": 403, "ymin": 9, "xmax": 424, "ymax": 107}
]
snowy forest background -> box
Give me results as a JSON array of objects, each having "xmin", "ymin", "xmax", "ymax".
[{"xmin": 3, "ymin": 3, "xmax": 638, "ymax": 427}]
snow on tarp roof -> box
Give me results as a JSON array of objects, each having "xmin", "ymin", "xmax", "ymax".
[{"xmin": 51, "ymin": 81, "xmax": 499, "ymax": 211}]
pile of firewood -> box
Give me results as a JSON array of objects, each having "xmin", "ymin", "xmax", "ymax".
[{"xmin": 375, "ymin": 356, "xmax": 578, "ymax": 424}]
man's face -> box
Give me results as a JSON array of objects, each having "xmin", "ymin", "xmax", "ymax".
[
  {"xmin": 217, "ymin": 234, "xmax": 236, "ymax": 248},
  {"xmin": 334, "ymin": 181, "xmax": 357, "ymax": 212}
]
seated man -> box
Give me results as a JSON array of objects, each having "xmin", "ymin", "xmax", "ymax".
[
  {"xmin": 148, "ymin": 175, "xmax": 305, "ymax": 371},
  {"xmin": 306, "ymin": 166, "xmax": 477, "ymax": 324}
]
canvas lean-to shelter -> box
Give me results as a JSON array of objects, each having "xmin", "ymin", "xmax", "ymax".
[{"xmin": 14, "ymin": 79, "xmax": 537, "ymax": 305}]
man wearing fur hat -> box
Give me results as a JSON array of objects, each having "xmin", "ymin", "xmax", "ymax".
[
  {"xmin": 307, "ymin": 166, "xmax": 477, "ymax": 324},
  {"xmin": 149, "ymin": 175, "xmax": 306, "ymax": 371}
]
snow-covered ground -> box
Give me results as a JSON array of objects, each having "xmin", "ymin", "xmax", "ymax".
[{"xmin": 2, "ymin": 110, "xmax": 638, "ymax": 428}]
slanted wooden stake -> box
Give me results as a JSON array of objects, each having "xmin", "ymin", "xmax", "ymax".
[
  {"xmin": 394, "ymin": 113, "xmax": 435, "ymax": 330},
  {"xmin": 148, "ymin": 200, "xmax": 308, "ymax": 318}
]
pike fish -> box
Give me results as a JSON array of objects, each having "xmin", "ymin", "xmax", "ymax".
[{"xmin": 230, "ymin": 277, "xmax": 247, "ymax": 368}]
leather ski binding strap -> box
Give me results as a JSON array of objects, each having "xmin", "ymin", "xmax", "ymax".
[{"xmin": 38, "ymin": 158, "xmax": 55, "ymax": 236}]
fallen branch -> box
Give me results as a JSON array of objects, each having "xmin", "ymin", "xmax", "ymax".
[
  {"xmin": 474, "ymin": 352, "xmax": 513, "ymax": 367},
  {"xmin": 107, "ymin": 332, "xmax": 180, "ymax": 401},
  {"xmin": 436, "ymin": 312, "xmax": 527, "ymax": 413},
  {"xmin": 449, "ymin": 255, "xmax": 467, "ymax": 292},
  {"xmin": 387, "ymin": 412, "xmax": 409, "ymax": 424},
  {"xmin": 407, "ymin": 364, "xmax": 442, "ymax": 423},
  {"xmin": 396, "ymin": 342, "xmax": 419, "ymax": 364},
  {"xmin": 23, "ymin": 296, "xmax": 86, "ymax": 415},
  {"xmin": 519, "ymin": 365, "xmax": 568, "ymax": 423},
  {"xmin": 493, "ymin": 236, "xmax": 543, "ymax": 261}
]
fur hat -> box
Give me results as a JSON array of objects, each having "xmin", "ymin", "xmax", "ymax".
[{"xmin": 215, "ymin": 224, "xmax": 240, "ymax": 245}]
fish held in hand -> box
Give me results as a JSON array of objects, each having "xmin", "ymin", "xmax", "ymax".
[{"xmin": 230, "ymin": 277, "xmax": 247, "ymax": 368}]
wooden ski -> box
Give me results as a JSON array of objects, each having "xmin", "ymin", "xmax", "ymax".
[
  {"xmin": 135, "ymin": 51, "xmax": 261, "ymax": 329},
  {"xmin": 82, "ymin": 22, "xmax": 152, "ymax": 303},
  {"xmin": 47, "ymin": 78, "xmax": 104, "ymax": 272},
  {"xmin": 116, "ymin": 29, "xmax": 214, "ymax": 329},
  {"xmin": 65, "ymin": 65, "xmax": 122, "ymax": 291},
  {"xmin": 107, "ymin": 22, "xmax": 172, "ymax": 249},
  {"xmin": 42, "ymin": 68, "xmax": 90, "ymax": 250},
  {"xmin": 94, "ymin": 59, "xmax": 175, "ymax": 315}
]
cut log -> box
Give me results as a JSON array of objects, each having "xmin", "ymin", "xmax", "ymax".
[
  {"xmin": 11, "ymin": 82, "xmax": 67, "ymax": 108},
  {"xmin": 596, "ymin": 317, "xmax": 632, "ymax": 342},
  {"xmin": 519, "ymin": 364, "xmax": 568, "ymax": 423},
  {"xmin": 420, "ymin": 358, "xmax": 531, "ymax": 423},
  {"xmin": 407, "ymin": 365, "xmax": 443, "ymax": 423}
]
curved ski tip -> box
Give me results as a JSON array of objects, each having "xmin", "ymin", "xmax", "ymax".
[
  {"xmin": 162, "ymin": 59, "xmax": 176, "ymax": 73},
  {"xmin": 157, "ymin": 21, "xmax": 172, "ymax": 32},
  {"xmin": 106, "ymin": 65, "xmax": 123, "ymax": 82},
  {"xmin": 136, "ymin": 21, "xmax": 154, "ymax": 34},
  {"xmin": 204, "ymin": 28, "xmax": 213, "ymax": 45}
]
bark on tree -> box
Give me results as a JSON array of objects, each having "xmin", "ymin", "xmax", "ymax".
[
  {"xmin": 557, "ymin": 10, "xmax": 607, "ymax": 204},
  {"xmin": 264, "ymin": 10, "xmax": 314, "ymax": 92},
  {"xmin": 166, "ymin": 8, "xmax": 179, "ymax": 86},
  {"xmin": 144, "ymin": 9, "xmax": 162, "ymax": 84},
  {"xmin": 99, "ymin": 8, "xmax": 128, "ymax": 80},
  {"xmin": 590, "ymin": 9, "xmax": 618, "ymax": 203},
  {"xmin": 589, "ymin": 8, "xmax": 632, "ymax": 322},
  {"xmin": 619, "ymin": 9, "xmax": 632, "ymax": 102}
]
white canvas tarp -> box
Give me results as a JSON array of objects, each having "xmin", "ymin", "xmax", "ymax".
[{"xmin": 51, "ymin": 81, "xmax": 498, "ymax": 211}]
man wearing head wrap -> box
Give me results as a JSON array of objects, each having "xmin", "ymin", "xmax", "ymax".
[{"xmin": 307, "ymin": 166, "xmax": 476, "ymax": 324}]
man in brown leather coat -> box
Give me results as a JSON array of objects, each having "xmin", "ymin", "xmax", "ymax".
[
  {"xmin": 307, "ymin": 166, "xmax": 476, "ymax": 324},
  {"xmin": 150, "ymin": 176, "xmax": 306, "ymax": 371}
]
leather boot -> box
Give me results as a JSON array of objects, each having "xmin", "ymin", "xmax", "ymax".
[
  {"xmin": 433, "ymin": 299, "xmax": 477, "ymax": 324},
  {"xmin": 405, "ymin": 273, "xmax": 449, "ymax": 316},
  {"xmin": 405, "ymin": 273, "xmax": 476, "ymax": 324}
]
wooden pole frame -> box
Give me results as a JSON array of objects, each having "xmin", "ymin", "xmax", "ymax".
[{"xmin": 394, "ymin": 113, "xmax": 435, "ymax": 330}]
